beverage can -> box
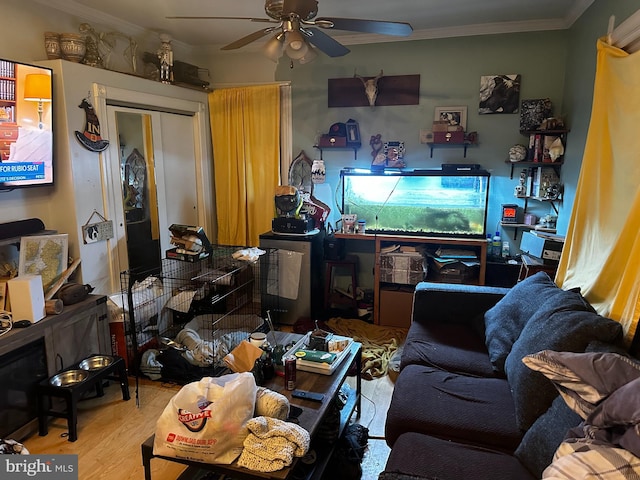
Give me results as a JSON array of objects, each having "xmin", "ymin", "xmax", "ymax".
[{"xmin": 284, "ymin": 355, "xmax": 296, "ymax": 390}]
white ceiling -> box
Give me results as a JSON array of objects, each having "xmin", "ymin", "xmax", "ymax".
[{"xmin": 40, "ymin": 0, "xmax": 595, "ymax": 50}]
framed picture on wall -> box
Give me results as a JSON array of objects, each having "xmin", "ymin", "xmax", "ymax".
[
  {"xmin": 434, "ymin": 106, "xmax": 467, "ymax": 130},
  {"xmin": 479, "ymin": 74, "xmax": 521, "ymax": 114},
  {"xmin": 18, "ymin": 234, "xmax": 69, "ymax": 293}
]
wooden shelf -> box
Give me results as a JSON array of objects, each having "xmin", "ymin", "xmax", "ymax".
[
  {"xmin": 506, "ymin": 160, "xmax": 563, "ymax": 179},
  {"xmin": 501, "ymin": 222, "xmax": 556, "ymax": 240},
  {"xmin": 314, "ymin": 145, "xmax": 360, "ymax": 160},
  {"xmin": 426, "ymin": 141, "xmax": 475, "ymax": 158}
]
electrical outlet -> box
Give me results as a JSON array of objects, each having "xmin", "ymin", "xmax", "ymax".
[{"xmin": 420, "ymin": 130, "xmax": 433, "ymax": 144}]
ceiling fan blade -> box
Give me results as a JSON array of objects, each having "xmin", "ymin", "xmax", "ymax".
[
  {"xmin": 282, "ymin": 0, "xmax": 318, "ymax": 20},
  {"xmin": 316, "ymin": 17, "xmax": 413, "ymax": 36},
  {"xmin": 221, "ymin": 28, "xmax": 275, "ymax": 50},
  {"xmin": 166, "ymin": 16, "xmax": 275, "ymax": 23},
  {"xmin": 305, "ymin": 27, "xmax": 350, "ymax": 57}
]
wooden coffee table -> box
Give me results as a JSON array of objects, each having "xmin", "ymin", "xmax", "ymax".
[{"xmin": 141, "ymin": 332, "xmax": 362, "ymax": 480}]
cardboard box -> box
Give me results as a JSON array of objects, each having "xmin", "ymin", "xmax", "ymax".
[
  {"xmin": 520, "ymin": 231, "xmax": 564, "ymax": 264},
  {"xmin": 379, "ymin": 287, "xmax": 414, "ymax": 328},
  {"xmin": 380, "ymin": 252, "xmax": 425, "ymax": 285}
]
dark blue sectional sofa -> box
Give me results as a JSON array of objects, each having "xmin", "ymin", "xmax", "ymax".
[{"xmin": 380, "ymin": 273, "xmax": 627, "ymax": 480}]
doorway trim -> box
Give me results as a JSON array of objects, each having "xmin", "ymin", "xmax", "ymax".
[{"xmin": 91, "ymin": 83, "xmax": 213, "ymax": 292}]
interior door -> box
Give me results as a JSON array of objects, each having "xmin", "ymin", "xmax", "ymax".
[
  {"xmin": 156, "ymin": 112, "xmax": 199, "ymax": 246},
  {"xmin": 105, "ymin": 106, "xmax": 199, "ymax": 276}
]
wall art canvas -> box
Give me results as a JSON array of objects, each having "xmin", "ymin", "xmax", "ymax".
[
  {"xmin": 479, "ymin": 74, "xmax": 521, "ymax": 114},
  {"xmin": 519, "ymin": 98, "xmax": 553, "ymax": 131}
]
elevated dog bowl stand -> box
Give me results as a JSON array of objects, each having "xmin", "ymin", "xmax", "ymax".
[{"xmin": 37, "ymin": 355, "xmax": 130, "ymax": 442}]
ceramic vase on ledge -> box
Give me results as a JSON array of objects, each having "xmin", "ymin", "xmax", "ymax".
[
  {"xmin": 44, "ymin": 32, "xmax": 61, "ymax": 60},
  {"xmin": 311, "ymin": 159, "xmax": 326, "ymax": 184},
  {"xmin": 59, "ymin": 33, "xmax": 86, "ymax": 63}
]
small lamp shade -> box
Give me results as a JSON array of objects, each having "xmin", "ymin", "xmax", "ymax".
[
  {"xmin": 23, "ymin": 74, "xmax": 52, "ymax": 102},
  {"xmin": 263, "ymin": 33, "xmax": 285, "ymax": 62}
]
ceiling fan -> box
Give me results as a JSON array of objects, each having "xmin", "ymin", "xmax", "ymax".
[{"xmin": 167, "ymin": 0, "xmax": 413, "ymax": 63}]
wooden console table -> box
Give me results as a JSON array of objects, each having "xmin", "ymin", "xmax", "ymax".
[{"xmin": 335, "ymin": 233, "xmax": 487, "ymax": 325}]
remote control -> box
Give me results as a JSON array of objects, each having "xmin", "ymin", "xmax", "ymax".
[{"xmin": 291, "ymin": 390, "xmax": 324, "ymax": 402}]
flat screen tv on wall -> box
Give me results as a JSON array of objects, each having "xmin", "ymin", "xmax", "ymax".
[{"xmin": 0, "ymin": 58, "xmax": 54, "ymax": 190}]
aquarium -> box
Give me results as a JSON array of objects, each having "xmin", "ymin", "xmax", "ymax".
[{"xmin": 340, "ymin": 168, "xmax": 490, "ymax": 237}]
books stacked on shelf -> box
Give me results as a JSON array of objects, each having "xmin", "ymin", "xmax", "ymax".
[
  {"xmin": 0, "ymin": 60, "xmax": 15, "ymax": 78},
  {"xmin": 427, "ymin": 247, "xmax": 480, "ymax": 284}
]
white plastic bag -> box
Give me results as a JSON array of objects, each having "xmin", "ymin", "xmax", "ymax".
[{"xmin": 153, "ymin": 372, "xmax": 257, "ymax": 464}]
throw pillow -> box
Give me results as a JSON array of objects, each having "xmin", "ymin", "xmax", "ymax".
[
  {"xmin": 483, "ymin": 272, "xmax": 562, "ymax": 373},
  {"xmin": 514, "ymin": 395, "xmax": 582, "ymax": 478},
  {"xmin": 522, "ymin": 350, "xmax": 640, "ymax": 419},
  {"xmin": 583, "ymin": 377, "xmax": 640, "ymax": 457},
  {"xmin": 504, "ymin": 289, "xmax": 623, "ymax": 431}
]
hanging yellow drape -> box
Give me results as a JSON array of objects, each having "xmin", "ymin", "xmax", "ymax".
[
  {"xmin": 556, "ymin": 39, "xmax": 640, "ymax": 345},
  {"xmin": 209, "ymin": 85, "xmax": 281, "ymax": 246}
]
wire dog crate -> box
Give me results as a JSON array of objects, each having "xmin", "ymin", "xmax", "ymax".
[{"xmin": 116, "ymin": 245, "xmax": 280, "ymax": 386}]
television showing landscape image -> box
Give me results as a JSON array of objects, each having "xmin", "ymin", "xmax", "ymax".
[{"xmin": 341, "ymin": 168, "xmax": 490, "ymax": 237}]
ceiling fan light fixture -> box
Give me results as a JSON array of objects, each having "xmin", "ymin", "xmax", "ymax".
[
  {"xmin": 263, "ymin": 32, "xmax": 285, "ymax": 62},
  {"xmin": 285, "ymin": 30, "xmax": 305, "ymax": 51},
  {"xmin": 298, "ymin": 46, "xmax": 317, "ymax": 64},
  {"xmin": 285, "ymin": 38, "xmax": 309, "ymax": 59}
]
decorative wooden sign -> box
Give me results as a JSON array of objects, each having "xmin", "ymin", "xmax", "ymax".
[{"xmin": 328, "ymin": 74, "xmax": 420, "ymax": 108}]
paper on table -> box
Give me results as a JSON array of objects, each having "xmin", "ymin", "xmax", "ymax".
[{"xmin": 223, "ymin": 340, "xmax": 264, "ymax": 373}]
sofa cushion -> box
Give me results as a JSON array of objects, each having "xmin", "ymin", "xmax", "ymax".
[
  {"xmin": 522, "ymin": 350, "xmax": 640, "ymax": 419},
  {"xmin": 401, "ymin": 320, "xmax": 499, "ymax": 377},
  {"xmin": 483, "ymin": 272, "xmax": 561, "ymax": 373},
  {"xmin": 381, "ymin": 432, "xmax": 536, "ymax": 480},
  {"xmin": 385, "ymin": 364, "xmax": 521, "ymax": 451},
  {"xmin": 514, "ymin": 395, "xmax": 582, "ymax": 478},
  {"xmin": 504, "ymin": 289, "xmax": 623, "ymax": 431}
]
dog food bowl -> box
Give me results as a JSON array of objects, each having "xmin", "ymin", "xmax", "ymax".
[
  {"xmin": 78, "ymin": 355, "xmax": 114, "ymax": 371},
  {"xmin": 49, "ymin": 370, "xmax": 89, "ymax": 387}
]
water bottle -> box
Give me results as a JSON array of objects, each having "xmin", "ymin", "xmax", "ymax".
[
  {"xmin": 492, "ymin": 231, "xmax": 502, "ymax": 259},
  {"xmin": 486, "ymin": 234, "xmax": 493, "ymax": 259}
]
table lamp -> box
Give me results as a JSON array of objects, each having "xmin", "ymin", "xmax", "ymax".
[{"xmin": 23, "ymin": 73, "xmax": 52, "ymax": 129}]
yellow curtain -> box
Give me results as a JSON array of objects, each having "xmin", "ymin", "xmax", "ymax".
[
  {"xmin": 556, "ymin": 39, "xmax": 640, "ymax": 345},
  {"xmin": 209, "ymin": 85, "xmax": 281, "ymax": 246}
]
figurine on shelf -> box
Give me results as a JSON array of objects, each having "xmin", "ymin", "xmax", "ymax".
[
  {"xmin": 370, "ymin": 134, "xmax": 383, "ymax": 160},
  {"xmin": 157, "ymin": 33, "xmax": 174, "ymax": 84}
]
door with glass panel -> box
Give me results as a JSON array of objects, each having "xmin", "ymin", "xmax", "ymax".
[{"xmin": 106, "ymin": 106, "xmax": 198, "ymax": 275}]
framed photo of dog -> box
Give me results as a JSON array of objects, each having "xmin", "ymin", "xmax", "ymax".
[{"xmin": 434, "ymin": 106, "xmax": 467, "ymax": 131}]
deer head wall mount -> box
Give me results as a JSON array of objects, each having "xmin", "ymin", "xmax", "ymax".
[{"xmin": 354, "ymin": 69, "xmax": 384, "ymax": 107}]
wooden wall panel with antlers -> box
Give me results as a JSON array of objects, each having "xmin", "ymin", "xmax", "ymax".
[{"xmin": 327, "ymin": 74, "xmax": 420, "ymax": 107}]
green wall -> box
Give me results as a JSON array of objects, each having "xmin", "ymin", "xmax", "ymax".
[{"xmin": 278, "ymin": 31, "xmax": 569, "ymax": 252}]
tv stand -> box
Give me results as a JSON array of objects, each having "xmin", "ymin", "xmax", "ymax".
[{"xmin": 335, "ymin": 233, "xmax": 487, "ymax": 326}]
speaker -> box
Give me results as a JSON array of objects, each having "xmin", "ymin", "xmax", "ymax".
[
  {"xmin": 0, "ymin": 218, "xmax": 45, "ymax": 241},
  {"xmin": 7, "ymin": 275, "xmax": 46, "ymax": 323}
]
